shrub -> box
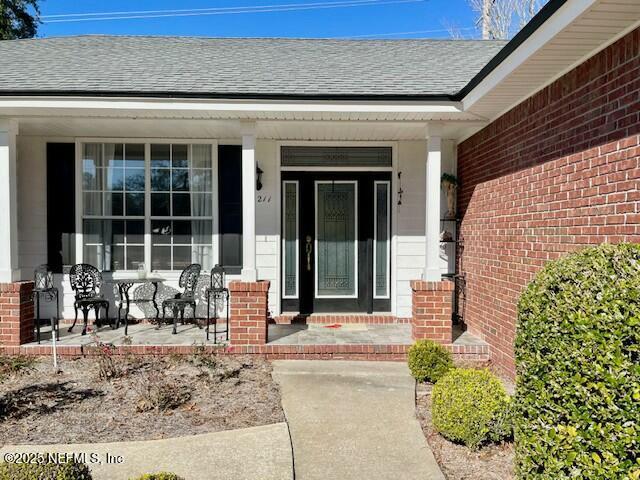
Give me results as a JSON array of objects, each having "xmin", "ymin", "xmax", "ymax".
[
  {"xmin": 0, "ymin": 355, "xmax": 36, "ymax": 379},
  {"xmin": 134, "ymin": 371, "xmax": 191, "ymax": 412},
  {"xmin": 515, "ymin": 243, "xmax": 640, "ymax": 479},
  {"xmin": 0, "ymin": 459, "xmax": 92, "ymax": 479},
  {"xmin": 130, "ymin": 474, "xmax": 184, "ymax": 480},
  {"xmin": 407, "ymin": 339, "xmax": 453, "ymax": 383},
  {"xmin": 432, "ymin": 368, "xmax": 512, "ymax": 449}
]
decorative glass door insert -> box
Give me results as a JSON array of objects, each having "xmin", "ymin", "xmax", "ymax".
[
  {"xmin": 315, "ymin": 181, "xmax": 357, "ymax": 297},
  {"xmin": 282, "ymin": 181, "xmax": 299, "ymax": 298}
]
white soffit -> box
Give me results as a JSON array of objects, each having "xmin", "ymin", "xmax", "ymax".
[
  {"xmin": 0, "ymin": 98, "xmax": 483, "ymax": 123},
  {"xmin": 15, "ymin": 116, "xmax": 480, "ymax": 141},
  {"xmin": 463, "ymin": 0, "xmax": 640, "ymax": 121}
]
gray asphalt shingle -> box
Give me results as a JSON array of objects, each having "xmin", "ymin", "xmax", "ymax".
[{"xmin": 0, "ymin": 35, "xmax": 507, "ymax": 97}]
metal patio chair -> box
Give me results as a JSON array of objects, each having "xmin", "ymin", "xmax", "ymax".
[
  {"xmin": 68, "ymin": 263, "xmax": 110, "ymax": 336},
  {"xmin": 162, "ymin": 263, "xmax": 202, "ymax": 334}
]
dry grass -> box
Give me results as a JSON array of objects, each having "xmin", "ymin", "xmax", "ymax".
[
  {"xmin": 0, "ymin": 354, "xmax": 284, "ymax": 445},
  {"xmin": 416, "ymin": 383, "xmax": 514, "ymax": 480}
]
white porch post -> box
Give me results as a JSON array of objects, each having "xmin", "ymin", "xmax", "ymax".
[
  {"xmin": 424, "ymin": 123, "xmax": 442, "ymax": 281},
  {"xmin": 241, "ymin": 122, "xmax": 257, "ymax": 282},
  {"xmin": 0, "ymin": 119, "xmax": 20, "ymax": 283}
]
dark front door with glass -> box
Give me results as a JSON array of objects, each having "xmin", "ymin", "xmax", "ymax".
[{"xmin": 281, "ymin": 172, "xmax": 391, "ymax": 314}]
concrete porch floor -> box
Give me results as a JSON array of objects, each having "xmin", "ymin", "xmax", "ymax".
[
  {"xmin": 23, "ymin": 321, "xmax": 227, "ymax": 347},
  {"xmin": 267, "ymin": 322, "xmax": 484, "ymax": 346},
  {"xmin": 24, "ymin": 320, "xmax": 485, "ymax": 349},
  {"xmin": 268, "ymin": 323, "xmax": 413, "ymax": 345}
]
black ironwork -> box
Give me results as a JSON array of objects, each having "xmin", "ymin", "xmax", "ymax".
[
  {"xmin": 440, "ymin": 217, "xmax": 465, "ymax": 324},
  {"xmin": 205, "ymin": 264, "xmax": 229, "ymax": 342},
  {"xmin": 162, "ymin": 264, "xmax": 202, "ymax": 334},
  {"xmin": 68, "ymin": 264, "xmax": 110, "ymax": 335},
  {"xmin": 114, "ymin": 280, "xmax": 162, "ymax": 335},
  {"xmin": 32, "ymin": 264, "xmax": 60, "ymax": 344}
]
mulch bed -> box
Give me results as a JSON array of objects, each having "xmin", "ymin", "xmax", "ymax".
[
  {"xmin": 0, "ymin": 353, "xmax": 284, "ymax": 445},
  {"xmin": 416, "ymin": 383, "xmax": 514, "ymax": 480}
]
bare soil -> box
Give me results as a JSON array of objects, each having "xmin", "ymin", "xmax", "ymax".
[
  {"xmin": 416, "ymin": 383, "xmax": 514, "ymax": 480},
  {"xmin": 0, "ymin": 353, "xmax": 284, "ymax": 445}
]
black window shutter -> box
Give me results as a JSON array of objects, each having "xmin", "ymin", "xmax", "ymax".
[
  {"xmin": 46, "ymin": 143, "xmax": 76, "ymax": 273},
  {"xmin": 218, "ymin": 145, "xmax": 243, "ymax": 274}
]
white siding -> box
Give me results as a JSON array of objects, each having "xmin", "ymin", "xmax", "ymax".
[
  {"xmin": 17, "ymin": 136, "xmax": 47, "ymax": 273},
  {"xmin": 394, "ymin": 139, "xmax": 456, "ymax": 318},
  {"xmin": 255, "ymin": 139, "xmax": 280, "ymax": 316}
]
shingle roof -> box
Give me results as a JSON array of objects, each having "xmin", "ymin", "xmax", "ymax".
[{"xmin": 0, "ymin": 35, "xmax": 507, "ymax": 98}]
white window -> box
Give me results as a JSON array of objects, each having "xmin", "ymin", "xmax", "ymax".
[{"xmin": 80, "ymin": 141, "xmax": 215, "ymax": 272}]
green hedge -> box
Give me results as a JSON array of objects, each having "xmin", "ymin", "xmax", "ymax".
[
  {"xmin": 515, "ymin": 243, "xmax": 640, "ymax": 479},
  {"xmin": 0, "ymin": 459, "xmax": 91, "ymax": 480},
  {"xmin": 407, "ymin": 339, "xmax": 453, "ymax": 383},
  {"xmin": 432, "ymin": 368, "xmax": 512, "ymax": 449}
]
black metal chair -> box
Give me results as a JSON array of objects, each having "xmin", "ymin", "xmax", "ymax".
[
  {"xmin": 162, "ymin": 263, "xmax": 202, "ymax": 335},
  {"xmin": 205, "ymin": 264, "xmax": 229, "ymax": 342},
  {"xmin": 68, "ymin": 264, "xmax": 110, "ymax": 336},
  {"xmin": 33, "ymin": 264, "xmax": 60, "ymax": 344}
]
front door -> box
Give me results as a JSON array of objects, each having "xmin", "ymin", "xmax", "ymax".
[{"xmin": 282, "ymin": 172, "xmax": 391, "ymax": 314}]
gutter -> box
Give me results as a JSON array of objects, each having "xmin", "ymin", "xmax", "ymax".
[{"xmin": 0, "ymin": 90, "xmax": 454, "ymax": 103}]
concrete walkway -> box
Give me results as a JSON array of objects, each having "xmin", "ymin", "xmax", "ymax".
[
  {"xmin": 0, "ymin": 423, "xmax": 293, "ymax": 480},
  {"xmin": 273, "ymin": 360, "xmax": 445, "ymax": 480}
]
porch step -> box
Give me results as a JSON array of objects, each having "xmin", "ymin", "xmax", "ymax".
[
  {"xmin": 11, "ymin": 342, "xmax": 489, "ymax": 364},
  {"xmin": 273, "ymin": 314, "xmax": 409, "ymax": 325}
]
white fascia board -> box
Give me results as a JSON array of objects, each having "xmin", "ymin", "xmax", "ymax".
[
  {"xmin": 462, "ymin": 0, "xmax": 598, "ymax": 112},
  {"xmin": 0, "ymin": 97, "xmax": 464, "ymax": 115}
]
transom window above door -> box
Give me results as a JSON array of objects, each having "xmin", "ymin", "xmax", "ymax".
[{"xmin": 81, "ymin": 142, "xmax": 215, "ymax": 272}]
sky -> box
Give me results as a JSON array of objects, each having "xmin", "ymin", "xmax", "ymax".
[{"xmin": 37, "ymin": 0, "xmax": 480, "ymax": 39}]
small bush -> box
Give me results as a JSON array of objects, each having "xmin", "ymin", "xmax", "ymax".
[
  {"xmin": 432, "ymin": 368, "xmax": 512, "ymax": 449},
  {"xmin": 134, "ymin": 372, "xmax": 191, "ymax": 412},
  {"xmin": 515, "ymin": 243, "xmax": 640, "ymax": 479},
  {"xmin": 0, "ymin": 355, "xmax": 36, "ymax": 379},
  {"xmin": 130, "ymin": 473, "xmax": 184, "ymax": 480},
  {"xmin": 93, "ymin": 343, "xmax": 124, "ymax": 381},
  {"xmin": 0, "ymin": 459, "xmax": 92, "ymax": 479},
  {"xmin": 407, "ymin": 339, "xmax": 453, "ymax": 383}
]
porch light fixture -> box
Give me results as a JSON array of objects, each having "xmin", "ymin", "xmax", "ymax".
[
  {"xmin": 397, "ymin": 171, "xmax": 403, "ymax": 206},
  {"xmin": 256, "ymin": 165, "xmax": 264, "ymax": 191}
]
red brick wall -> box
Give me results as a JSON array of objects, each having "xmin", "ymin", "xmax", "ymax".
[
  {"xmin": 0, "ymin": 281, "xmax": 35, "ymax": 346},
  {"xmin": 410, "ymin": 280, "xmax": 454, "ymax": 344},
  {"xmin": 457, "ymin": 28, "xmax": 640, "ymax": 378},
  {"xmin": 228, "ymin": 280, "xmax": 270, "ymax": 345}
]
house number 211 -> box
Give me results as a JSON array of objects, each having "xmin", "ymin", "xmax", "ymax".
[{"xmin": 258, "ymin": 195, "xmax": 272, "ymax": 203}]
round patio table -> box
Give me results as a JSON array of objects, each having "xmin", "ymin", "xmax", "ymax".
[{"xmin": 106, "ymin": 276, "xmax": 166, "ymax": 335}]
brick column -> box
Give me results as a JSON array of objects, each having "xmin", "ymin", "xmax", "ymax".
[
  {"xmin": 0, "ymin": 281, "xmax": 35, "ymax": 346},
  {"xmin": 229, "ymin": 280, "xmax": 270, "ymax": 345},
  {"xmin": 411, "ymin": 280, "xmax": 453, "ymax": 344}
]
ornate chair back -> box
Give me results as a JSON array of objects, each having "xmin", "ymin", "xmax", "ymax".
[
  {"xmin": 34, "ymin": 264, "xmax": 54, "ymax": 292},
  {"xmin": 179, "ymin": 264, "xmax": 202, "ymax": 299},
  {"xmin": 210, "ymin": 264, "xmax": 226, "ymax": 293},
  {"xmin": 69, "ymin": 264, "xmax": 102, "ymax": 300}
]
